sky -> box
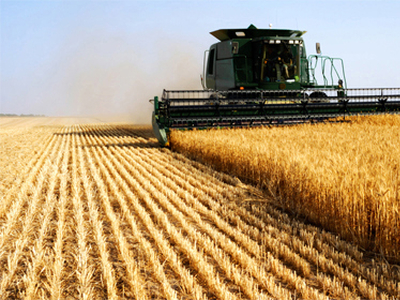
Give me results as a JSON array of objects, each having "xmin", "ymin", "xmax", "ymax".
[{"xmin": 1, "ymin": 0, "xmax": 399, "ymax": 123}]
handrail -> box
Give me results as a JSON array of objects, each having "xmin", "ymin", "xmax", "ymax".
[
  {"xmin": 201, "ymin": 50, "xmax": 209, "ymax": 90},
  {"xmin": 308, "ymin": 55, "xmax": 347, "ymax": 89}
]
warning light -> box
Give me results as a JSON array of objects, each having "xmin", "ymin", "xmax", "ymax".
[{"xmin": 240, "ymin": 86, "xmax": 244, "ymax": 90}]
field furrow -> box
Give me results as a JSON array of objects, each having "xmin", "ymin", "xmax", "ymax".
[
  {"xmin": 0, "ymin": 128, "xmax": 60, "ymax": 225},
  {"xmin": 103, "ymin": 141, "xmax": 313, "ymax": 299},
  {"xmin": 0, "ymin": 126, "xmax": 68, "ymax": 298},
  {"xmin": 82, "ymin": 126, "xmax": 238, "ymax": 300}
]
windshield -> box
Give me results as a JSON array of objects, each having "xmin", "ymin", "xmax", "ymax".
[{"xmin": 256, "ymin": 41, "xmax": 300, "ymax": 83}]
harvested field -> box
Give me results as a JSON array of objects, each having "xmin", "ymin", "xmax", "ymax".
[{"xmin": 1, "ymin": 117, "xmax": 399, "ymax": 299}]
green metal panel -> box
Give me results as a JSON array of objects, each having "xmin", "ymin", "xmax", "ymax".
[
  {"xmin": 216, "ymin": 40, "xmax": 232, "ymax": 59},
  {"xmin": 152, "ymin": 111, "xmax": 168, "ymax": 147},
  {"xmin": 216, "ymin": 59, "xmax": 235, "ymax": 90}
]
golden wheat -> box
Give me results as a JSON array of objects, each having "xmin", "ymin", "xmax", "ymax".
[
  {"xmin": 0, "ymin": 117, "xmax": 399, "ymax": 299},
  {"xmin": 171, "ymin": 115, "xmax": 400, "ymax": 263}
]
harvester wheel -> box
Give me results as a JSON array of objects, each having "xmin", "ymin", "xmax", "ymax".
[{"xmin": 310, "ymin": 92, "xmax": 329, "ymax": 103}]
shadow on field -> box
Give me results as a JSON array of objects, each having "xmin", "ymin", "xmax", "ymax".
[
  {"xmin": 82, "ymin": 141, "xmax": 160, "ymax": 149},
  {"xmin": 54, "ymin": 125, "xmax": 160, "ymax": 149},
  {"xmin": 54, "ymin": 125, "xmax": 155, "ymax": 139}
]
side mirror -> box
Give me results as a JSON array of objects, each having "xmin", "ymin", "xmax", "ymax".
[{"xmin": 316, "ymin": 43, "xmax": 321, "ymax": 54}]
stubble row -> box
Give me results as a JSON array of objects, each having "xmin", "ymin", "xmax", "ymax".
[{"xmin": 0, "ymin": 122, "xmax": 398, "ymax": 299}]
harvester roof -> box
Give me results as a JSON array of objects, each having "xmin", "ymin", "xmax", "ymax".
[{"xmin": 210, "ymin": 24, "xmax": 306, "ymax": 41}]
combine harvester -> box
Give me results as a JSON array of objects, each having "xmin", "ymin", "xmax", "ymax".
[{"xmin": 151, "ymin": 24, "xmax": 400, "ymax": 146}]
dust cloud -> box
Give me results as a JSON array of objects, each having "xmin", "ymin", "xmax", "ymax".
[
  {"xmin": 10, "ymin": 29, "xmax": 204, "ymax": 124},
  {"xmin": 60, "ymin": 30, "xmax": 203, "ymax": 124}
]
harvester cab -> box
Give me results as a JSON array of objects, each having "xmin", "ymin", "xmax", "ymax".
[
  {"xmin": 151, "ymin": 25, "xmax": 400, "ymax": 147},
  {"xmin": 201, "ymin": 24, "xmax": 346, "ymax": 92}
]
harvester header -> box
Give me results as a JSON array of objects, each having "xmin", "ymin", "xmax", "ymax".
[{"xmin": 151, "ymin": 25, "xmax": 400, "ymax": 146}]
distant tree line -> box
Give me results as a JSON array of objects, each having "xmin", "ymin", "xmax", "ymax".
[{"xmin": 0, "ymin": 113, "xmax": 46, "ymax": 117}]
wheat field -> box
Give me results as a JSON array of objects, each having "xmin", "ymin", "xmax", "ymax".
[
  {"xmin": 171, "ymin": 115, "xmax": 400, "ymax": 264},
  {"xmin": 1, "ymin": 117, "xmax": 399, "ymax": 299}
]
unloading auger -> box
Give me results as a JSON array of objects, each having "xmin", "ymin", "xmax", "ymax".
[{"xmin": 151, "ymin": 25, "xmax": 400, "ymax": 146}]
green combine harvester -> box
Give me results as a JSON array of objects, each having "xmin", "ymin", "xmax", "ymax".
[{"xmin": 151, "ymin": 24, "xmax": 400, "ymax": 146}]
